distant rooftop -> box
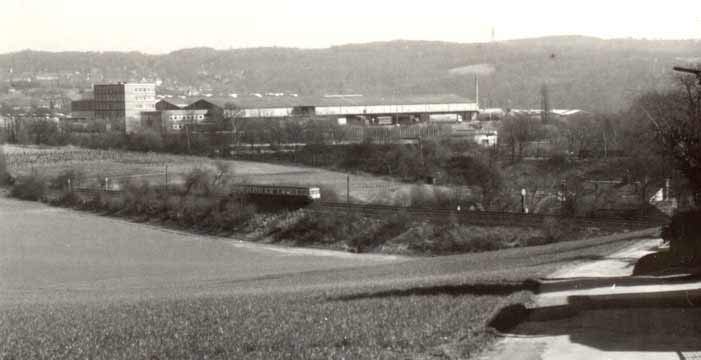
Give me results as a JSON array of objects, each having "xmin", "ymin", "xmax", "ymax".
[{"xmin": 177, "ymin": 94, "xmax": 476, "ymax": 109}]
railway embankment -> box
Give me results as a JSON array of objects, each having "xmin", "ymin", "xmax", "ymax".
[{"xmin": 3, "ymin": 165, "xmax": 666, "ymax": 257}]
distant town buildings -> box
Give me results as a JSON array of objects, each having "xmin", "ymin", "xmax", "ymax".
[{"xmin": 68, "ymin": 82, "xmax": 504, "ymax": 146}]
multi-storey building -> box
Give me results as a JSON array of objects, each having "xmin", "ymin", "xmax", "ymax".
[{"xmin": 93, "ymin": 83, "xmax": 155, "ymax": 132}]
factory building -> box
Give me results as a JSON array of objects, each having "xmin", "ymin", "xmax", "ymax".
[
  {"xmin": 72, "ymin": 89, "xmax": 482, "ymax": 140},
  {"xmin": 69, "ymin": 99, "xmax": 95, "ymax": 121},
  {"xmin": 219, "ymin": 94, "xmax": 479, "ymax": 125},
  {"xmin": 93, "ymin": 83, "xmax": 156, "ymax": 132},
  {"xmin": 159, "ymin": 109, "xmax": 210, "ymax": 132},
  {"xmin": 155, "ymin": 99, "xmax": 182, "ymax": 111}
]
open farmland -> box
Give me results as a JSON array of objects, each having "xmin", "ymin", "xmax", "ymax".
[
  {"xmin": 3, "ymin": 144, "xmax": 446, "ymax": 204},
  {"xmin": 0, "ymin": 196, "xmax": 658, "ymax": 358}
]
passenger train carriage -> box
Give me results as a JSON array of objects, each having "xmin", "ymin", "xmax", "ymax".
[{"xmin": 230, "ymin": 184, "xmax": 321, "ymax": 201}]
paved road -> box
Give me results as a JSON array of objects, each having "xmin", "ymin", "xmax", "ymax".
[
  {"xmin": 0, "ymin": 197, "xmax": 401, "ymax": 304},
  {"xmin": 482, "ymin": 238, "xmax": 701, "ymax": 360}
]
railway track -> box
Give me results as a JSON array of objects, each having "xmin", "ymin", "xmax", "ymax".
[
  {"xmin": 313, "ymin": 202, "xmax": 664, "ymax": 230},
  {"xmin": 68, "ymin": 188, "xmax": 666, "ymax": 230}
]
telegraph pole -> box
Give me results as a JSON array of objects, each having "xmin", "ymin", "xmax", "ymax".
[{"xmin": 541, "ymin": 84, "xmax": 550, "ymax": 124}]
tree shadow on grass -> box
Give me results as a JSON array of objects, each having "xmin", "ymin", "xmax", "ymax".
[
  {"xmin": 328, "ymin": 281, "xmax": 539, "ymax": 302},
  {"xmin": 492, "ymin": 289, "xmax": 701, "ymax": 353}
]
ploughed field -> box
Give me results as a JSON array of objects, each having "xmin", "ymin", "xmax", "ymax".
[{"xmin": 0, "ymin": 196, "xmax": 656, "ymax": 359}]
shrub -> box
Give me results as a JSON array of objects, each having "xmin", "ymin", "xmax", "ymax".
[
  {"xmin": 182, "ymin": 168, "xmax": 215, "ymax": 196},
  {"xmin": 542, "ymin": 217, "xmax": 567, "ymax": 243},
  {"xmin": 543, "ymin": 152, "xmax": 572, "ymax": 171},
  {"xmin": 273, "ymin": 211, "xmax": 365, "ymax": 246},
  {"xmin": 0, "ymin": 146, "xmax": 9, "ymax": 186},
  {"xmin": 127, "ymin": 129, "xmax": 164, "ymax": 152},
  {"xmin": 49, "ymin": 168, "xmax": 85, "ymax": 190},
  {"xmin": 10, "ymin": 172, "xmax": 48, "ymax": 201},
  {"xmin": 52, "ymin": 190, "xmax": 80, "ymax": 207},
  {"xmin": 348, "ymin": 210, "xmax": 411, "ymax": 252},
  {"xmin": 406, "ymin": 222, "xmax": 545, "ymax": 254},
  {"xmin": 122, "ymin": 178, "xmax": 154, "ymax": 215},
  {"xmin": 661, "ymin": 210, "xmax": 701, "ymax": 265},
  {"xmin": 445, "ymin": 155, "xmax": 503, "ymax": 204},
  {"xmin": 203, "ymin": 198, "xmax": 257, "ymax": 233}
]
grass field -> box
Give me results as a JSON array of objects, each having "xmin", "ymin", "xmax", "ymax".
[
  {"xmin": 0, "ymin": 196, "xmax": 658, "ymax": 359},
  {"xmin": 3, "ymin": 144, "xmax": 415, "ymax": 203}
]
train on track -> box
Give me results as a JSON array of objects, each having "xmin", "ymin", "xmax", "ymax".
[
  {"xmin": 75, "ymin": 183, "xmax": 322, "ymax": 203},
  {"xmin": 230, "ymin": 184, "xmax": 321, "ymax": 201}
]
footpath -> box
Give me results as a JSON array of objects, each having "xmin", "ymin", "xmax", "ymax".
[{"xmin": 481, "ymin": 237, "xmax": 701, "ymax": 360}]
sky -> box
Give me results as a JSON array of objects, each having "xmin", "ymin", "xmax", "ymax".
[{"xmin": 1, "ymin": 0, "xmax": 700, "ymax": 54}]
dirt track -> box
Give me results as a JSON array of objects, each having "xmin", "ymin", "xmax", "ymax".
[{"xmin": 482, "ymin": 239, "xmax": 701, "ymax": 360}]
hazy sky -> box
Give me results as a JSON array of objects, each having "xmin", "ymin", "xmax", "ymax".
[{"xmin": 2, "ymin": 0, "xmax": 700, "ymax": 53}]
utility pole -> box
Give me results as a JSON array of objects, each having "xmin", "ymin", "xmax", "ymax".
[
  {"xmin": 540, "ymin": 84, "xmax": 550, "ymax": 124},
  {"xmin": 186, "ymin": 124, "xmax": 192, "ymax": 154}
]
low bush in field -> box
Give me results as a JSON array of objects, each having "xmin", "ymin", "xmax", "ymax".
[
  {"xmin": 347, "ymin": 210, "xmax": 412, "ymax": 252},
  {"xmin": 0, "ymin": 146, "xmax": 12, "ymax": 186},
  {"xmin": 391, "ymin": 220, "xmax": 547, "ymax": 255},
  {"xmin": 49, "ymin": 168, "xmax": 85, "ymax": 190},
  {"xmin": 541, "ymin": 217, "xmax": 579, "ymax": 243},
  {"xmin": 272, "ymin": 210, "xmax": 371, "ymax": 246},
  {"xmin": 10, "ymin": 171, "xmax": 47, "ymax": 201},
  {"xmin": 271, "ymin": 209, "xmax": 553, "ymax": 255}
]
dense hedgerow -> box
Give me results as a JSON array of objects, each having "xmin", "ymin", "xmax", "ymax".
[
  {"xmin": 270, "ymin": 209, "xmax": 565, "ymax": 255},
  {"xmin": 10, "ymin": 171, "xmax": 47, "ymax": 201},
  {"xmin": 0, "ymin": 145, "xmax": 10, "ymax": 185},
  {"xmin": 16, "ymin": 166, "xmax": 258, "ymax": 236}
]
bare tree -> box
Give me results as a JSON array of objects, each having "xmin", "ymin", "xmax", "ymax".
[
  {"xmin": 500, "ymin": 113, "xmax": 535, "ymax": 161},
  {"xmin": 636, "ymin": 73, "xmax": 701, "ymax": 197}
]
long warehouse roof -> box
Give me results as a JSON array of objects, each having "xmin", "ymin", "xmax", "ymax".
[{"xmin": 160, "ymin": 94, "xmax": 475, "ymax": 110}]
